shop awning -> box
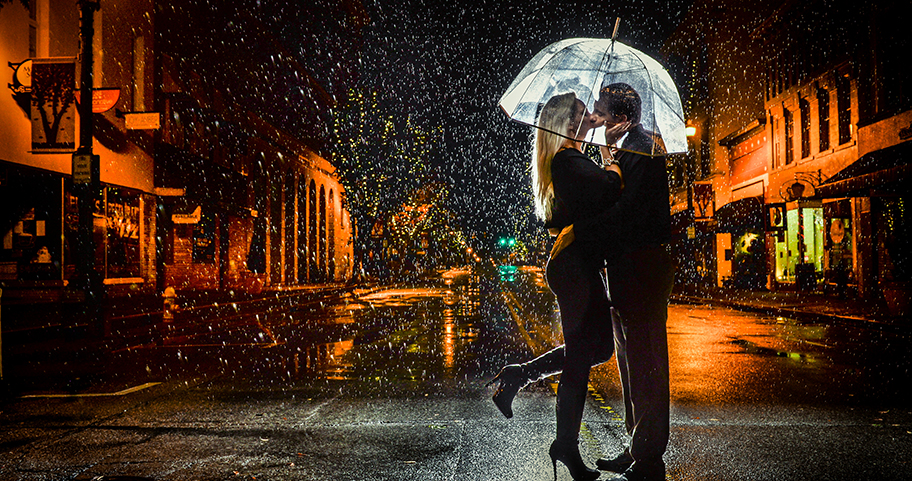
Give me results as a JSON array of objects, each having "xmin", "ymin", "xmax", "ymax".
[
  {"xmin": 715, "ymin": 196, "xmax": 764, "ymax": 233},
  {"xmin": 816, "ymin": 141, "xmax": 912, "ymax": 198}
]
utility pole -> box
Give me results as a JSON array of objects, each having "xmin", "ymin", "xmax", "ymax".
[{"xmin": 73, "ymin": 0, "xmax": 103, "ymax": 335}]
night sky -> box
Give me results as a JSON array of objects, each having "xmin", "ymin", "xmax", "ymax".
[
  {"xmin": 218, "ymin": 0, "xmax": 693, "ymax": 244},
  {"xmin": 354, "ymin": 0, "xmax": 692, "ymax": 242}
]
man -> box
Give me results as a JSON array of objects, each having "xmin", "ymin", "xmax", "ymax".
[{"xmin": 580, "ymin": 82, "xmax": 675, "ymax": 481}]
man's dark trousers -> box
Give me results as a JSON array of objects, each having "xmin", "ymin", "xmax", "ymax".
[{"xmin": 608, "ymin": 245, "xmax": 674, "ymax": 464}]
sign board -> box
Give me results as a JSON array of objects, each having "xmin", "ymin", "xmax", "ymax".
[
  {"xmin": 75, "ymin": 88, "xmax": 120, "ymax": 113},
  {"xmin": 693, "ymin": 182, "xmax": 715, "ymax": 221},
  {"xmin": 9, "ymin": 59, "xmax": 32, "ymax": 93},
  {"xmin": 172, "ymin": 206, "xmax": 202, "ymax": 224},
  {"xmin": 72, "ymin": 153, "xmax": 97, "ymax": 184},
  {"xmin": 124, "ymin": 112, "xmax": 161, "ymax": 130},
  {"xmin": 31, "ymin": 58, "xmax": 77, "ymax": 153},
  {"xmin": 765, "ymin": 203, "xmax": 786, "ymax": 232},
  {"xmin": 154, "ymin": 187, "xmax": 186, "ymax": 197}
]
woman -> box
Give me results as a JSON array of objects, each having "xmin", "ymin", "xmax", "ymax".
[{"xmin": 492, "ymin": 92, "xmax": 622, "ymax": 480}]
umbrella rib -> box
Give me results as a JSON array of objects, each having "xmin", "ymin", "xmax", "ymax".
[
  {"xmin": 627, "ymin": 49, "xmax": 663, "ymax": 156},
  {"xmin": 508, "ymin": 47, "xmax": 580, "ymax": 117},
  {"xmin": 573, "ymin": 40, "xmax": 616, "ymax": 138},
  {"xmin": 576, "ymin": 38, "xmax": 616, "ymax": 130}
]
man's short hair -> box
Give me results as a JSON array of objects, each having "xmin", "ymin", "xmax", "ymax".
[{"xmin": 599, "ymin": 83, "xmax": 641, "ymax": 124}]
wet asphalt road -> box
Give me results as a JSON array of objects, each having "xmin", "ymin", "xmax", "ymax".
[{"xmin": 1, "ymin": 267, "xmax": 911, "ymax": 480}]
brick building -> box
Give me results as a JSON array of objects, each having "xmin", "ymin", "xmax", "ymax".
[
  {"xmin": 664, "ymin": 0, "xmax": 909, "ymax": 315},
  {"xmin": 1, "ymin": 1, "xmax": 360, "ymax": 333}
]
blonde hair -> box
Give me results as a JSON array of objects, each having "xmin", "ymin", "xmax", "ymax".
[{"xmin": 532, "ymin": 92, "xmax": 576, "ymax": 221}]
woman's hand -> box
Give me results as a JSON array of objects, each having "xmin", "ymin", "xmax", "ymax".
[
  {"xmin": 605, "ymin": 162, "xmax": 622, "ymax": 177},
  {"xmin": 600, "ymin": 146, "xmax": 623, "ymax": 185},
  {"xmin": 550, "ymin": 225, "xmax": 575, "ymax": 259}
]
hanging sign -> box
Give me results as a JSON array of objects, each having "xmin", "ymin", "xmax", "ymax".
[
  {"xmin": 8, "ymin": 59, "xmax": 32, "ymax": 94},
  {"xmin": 7, "ymin": 59, "xmax": 32, "ymax": 115},
  {"xmin": 31, "ymin": 57, "xmax": 77, "ymax": 153},
  {"xmin": 124, "ymin": 112, "xmax": 161, "ymax": 130},
  {"xmin": 693, "ymin": 182, "xmax": 715, "ymax": 221},
  {"xmin": 172, "ymin": 206, "xmax": 202, "ymax": 224},
  {"xmin": 75, "ymin": 88, "xmax": 121, "ymax": 113},
  {"xmin": 765, "ymin": 203, "xmax": 786, "ymax": 232}
]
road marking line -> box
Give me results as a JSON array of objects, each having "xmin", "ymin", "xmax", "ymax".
[
  {"xmin": 21, "ymin": 382, "xmax": 162, "ymax": 399},
  {"xmin": 502, "ymin": 291, "xmax": 536, "ymax": 348},
  {"xmin": 302, "ymin": 395, "xmax": 338, "ymax": 422}
]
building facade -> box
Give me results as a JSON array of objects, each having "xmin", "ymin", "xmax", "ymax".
[
  {"xmin": 664, "ymin": 0, "xmax": 910, "ymax": 316},
  {"xmin": 1, "ymin": 0, "xmax": 157, "ymax": 304},
  {"xmin": 1, "ymin": 1, "xmax": 357, "ymax": 331}
]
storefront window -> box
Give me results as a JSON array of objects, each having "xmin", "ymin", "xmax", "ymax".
[
  {"xmin": 1, "ymin": 168, "xmax": 62, "ymax": 281},
  {"xmin": 776, "ymin": 206, "xmax": 824, "ymax": 282},
  {"xmin": 731, "ymin": 228, "xmax": 765, "ymax": 289},
  {"xmin": 879, "ymin": 197, "xmax": 909, "ymax": 282},
  {"xmin": 825, "ymin": 217, "xmax": 853, "ymax": 286},
  {"xmin": 105, "ymin": 188, "xmax": 141, "ymax": 278}
]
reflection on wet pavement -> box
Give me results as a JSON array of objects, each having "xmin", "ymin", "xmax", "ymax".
[
  {"xmin": 106, "ymin": 277, "xmax": 501, "ymax": 394},
  {"xmin": 729, "ymin": 338, "xmax": 813, "ymax": 362},
  {"xmin": 291, "ymin": 339, "xmax": 355, "ymax": 380},
  {"xmin": 328, "ymin": 283, "xmax": 486, "ymax": 384}
]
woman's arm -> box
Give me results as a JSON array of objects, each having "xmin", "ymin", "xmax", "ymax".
[
  {"xmin": 552, "ymin": 149, "xmax": 623, "ymax": 217},
  {"xmin": 573, "ymin": 152, "xmax": 663, "ymax": 247}
]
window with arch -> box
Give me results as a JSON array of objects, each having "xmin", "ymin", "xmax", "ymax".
[
  {"xmin": 308, "ymin": 180, "xmax": 317, "ymax": 281},
  {"xmin": 817, "ymin": 86, "xmax": 830, "ymax": 152},
  {"xmin": 328, "ymin": 189, "xmax": 336, "ymax": 280},
  {"xmin": 297, "ymin": 175, "xmax": 307, "ymax": 283},
  {"xmin": 319, "ymin": 185, "xmax": 327, "ymax": 279},
  {"xmin": 799, "ymin": 97, "xmax": 811, "ymax": 159}
]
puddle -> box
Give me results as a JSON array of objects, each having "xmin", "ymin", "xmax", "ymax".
[{"xmin": 729, "ymin": 338, "xmax": 812, "ymax": 362}]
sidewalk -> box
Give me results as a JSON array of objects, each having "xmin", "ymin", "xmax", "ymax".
[{"xmin": 671, "ymin": 283, "xmax": 909, "ymax": 331}]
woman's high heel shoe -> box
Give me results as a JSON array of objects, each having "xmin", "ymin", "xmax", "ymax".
[
  {"xmin": 549, "ymin": 440, "xmax": 600, "ymax": 481},
  {"xmin": 486, "ymin": 364, "xmax": 528, "ymax": 419}
]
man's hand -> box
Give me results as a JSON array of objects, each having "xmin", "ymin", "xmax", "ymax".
[
  {"xmin": 604, "ymin": 121, "xmax": 632, "ymax": 146},
  {"xmin": 550, "ymin": 225, "xmax": 575, "ymax": 259}
]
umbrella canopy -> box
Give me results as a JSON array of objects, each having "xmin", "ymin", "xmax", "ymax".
[{"xmin": 499, "ymin": 37, "xmax": 686, "ymax": 157}]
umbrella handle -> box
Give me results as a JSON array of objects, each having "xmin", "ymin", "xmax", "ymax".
[{"xmin": 612, "ymin": 17, "xmax": 620, "ymax": 40}]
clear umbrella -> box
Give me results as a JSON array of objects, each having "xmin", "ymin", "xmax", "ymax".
[{"xmin": 499, "ymin": 33, "xmax": 686, "ymax": 157}]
